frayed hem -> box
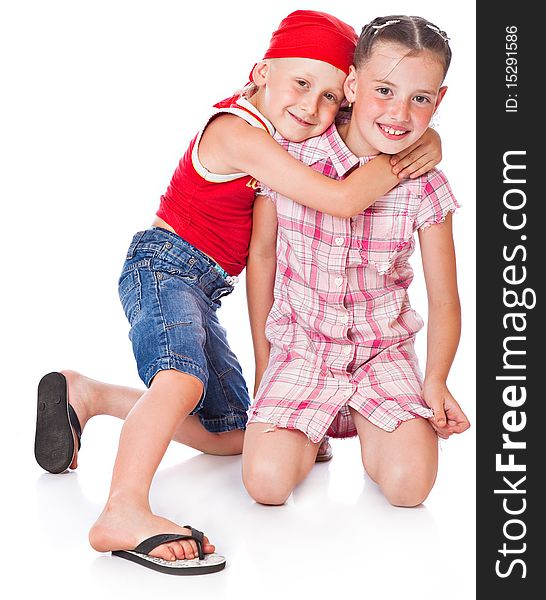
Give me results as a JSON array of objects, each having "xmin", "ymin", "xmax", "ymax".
[
  {"xmin": 418, "ymin": 207, "xmax": 458, "ymax": 231},
  {"xmin": 247, "ymin": 416, "xmax": 321, "ymax": 444}
]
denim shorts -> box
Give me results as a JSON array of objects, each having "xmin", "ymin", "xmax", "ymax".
[{"xmin": 118, "ymin": 227, "xmax": 249, "ymax": 433}]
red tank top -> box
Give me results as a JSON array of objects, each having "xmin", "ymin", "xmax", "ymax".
[{"xmin": 156, "ymin": 95, "xmax": 275, "ymax": 276}]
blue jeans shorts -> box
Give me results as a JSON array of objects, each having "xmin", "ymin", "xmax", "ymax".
[{"xmin": 118, "ymin": 227, "xmax": 249, "ymax": 433}]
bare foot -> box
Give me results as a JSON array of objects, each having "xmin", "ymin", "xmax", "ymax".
[
  {"xmin": 89, "ymin": 500, "xmax": 215, "ymax": 561},
  {"xmin": 59, "ymin": 370, "xmax": 95, "ymax": 469}
]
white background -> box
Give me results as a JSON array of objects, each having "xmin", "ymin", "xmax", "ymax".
[{"xmin": 1, "ymin": 1, "xmax": 475, "ymax": 598}]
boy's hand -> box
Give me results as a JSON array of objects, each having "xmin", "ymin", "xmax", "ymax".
[
  {"xmin": 390, "ymin": 127, "xmax": 442, "ymax": 179},
  {"xmin": 422, "ymin": 379, "xmax": 471, "ymax": 439}
]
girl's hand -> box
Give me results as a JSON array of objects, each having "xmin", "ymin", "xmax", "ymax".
[
  {"xmin": 390, "ymin": 127, "xmax": 442, "ymax": 179},
  {"xmin": 422, "ymin": 379, "xmax": 471, "ymax": 439}
]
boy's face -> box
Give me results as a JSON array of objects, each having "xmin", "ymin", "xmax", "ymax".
[
  {"xmin": 254, "ymin": 58, "xmax": 346, "ymax": 142},
  {"xmin": 344, "ymin": 43, "xmax": 447, "ymax": 155}
]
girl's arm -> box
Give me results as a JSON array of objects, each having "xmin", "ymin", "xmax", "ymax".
[
  {"xmin": 203, "ymin": 115, "xmax": 441, "ymax": 219},
  {"xmin": 419, "ymin": 213, "xmax": 470, "ymax": 439},
  {"xmin": 246, "ymin": 195, "xmax": 278, "ymax": 396}
]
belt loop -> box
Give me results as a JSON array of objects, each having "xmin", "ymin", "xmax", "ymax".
[{"xmin": 126, "ymin": 230, "xmax": 146, "ymax": 259}]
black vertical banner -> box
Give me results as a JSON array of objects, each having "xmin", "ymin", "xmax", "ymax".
[{"xmin": 477, "ymin": 1, "xmax": 539, "ymax": 597}]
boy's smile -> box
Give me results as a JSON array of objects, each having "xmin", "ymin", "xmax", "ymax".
[
  {"xmin": 251, "ymin": 57, "xmax": 346, "ymax": 142},
  {"xmin": 287, "ymin": 110, "xmax": 318, "ymax": 128}
]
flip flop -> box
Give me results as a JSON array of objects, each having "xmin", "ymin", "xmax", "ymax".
[
  {"xmin": 112, "ymin": 526, "xmax": 226, "ymax": 575},
  {"xmin": 34, "ymin": 372, "xmax": 82, "ymax": 474},
  {"xmin": 315, "ymin": 436, "xmax": 333, "ymax": 462}
]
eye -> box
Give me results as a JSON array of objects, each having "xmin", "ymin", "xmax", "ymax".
[
  {"xmin": 414, "ymin": 95, "xmax": 431, "ymax": 104},
  {"xmin": 323, "ymin": 92, "xmax": 338, "ymax": 103},
  {"xmin": 376, "ymin": 87, "xmax": 391, "ymax": 96},
  {"xmin": 296, "ymin": 79, "xmax": 309, "ymax": 88}
]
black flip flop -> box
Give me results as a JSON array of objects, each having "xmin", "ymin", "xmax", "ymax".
[
  {"xmin": 34, "ymin": 372, "xmax": 82, "ymax": 474},
  {"xmin": 112, "ymin": 526, "xmax": 226, "ymax": 575}
]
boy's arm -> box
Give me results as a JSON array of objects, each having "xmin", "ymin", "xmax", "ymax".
[
  {"xmin": 246, "ymin": 194, "xmax": 278, "ymax": 395},
  {"xmin": 212, "ymin": 116, "xmax": 442, "ymax": 219},
  {"xmin": 391, "ymin": 127, "xmax": 442, "ymax": 179},
  {"xmin": 418, "ymin": 213, "xmax": 470, "ymax": 438}
]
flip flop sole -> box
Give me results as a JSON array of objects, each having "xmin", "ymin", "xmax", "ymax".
[
  {"xmin": 315, "ymin": 439, "xmax": 333, "ymax": 462},
  {"xmin": 315, "ymin": 450, "xmax": 333, "ymax": 463},
  {"xmin": 112, "ymin": 550, "xmax": 226, "ymax": 575},
  {"xmin": 34, "ymin": 372, "xmax": 75, "ymax": 474}
]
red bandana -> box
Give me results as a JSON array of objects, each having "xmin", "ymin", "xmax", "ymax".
[{"xmin": 262, "ymin": 10, "xmax": 357, "ymax": 75}]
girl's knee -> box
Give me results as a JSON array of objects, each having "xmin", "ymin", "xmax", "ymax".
[
  {"xmin": 242, "ymin": 457, "xmax": 294, "ymax": 506},
  {"xmin": 379, "ymin": 463, "xmax": 437, "ymax": 507}
]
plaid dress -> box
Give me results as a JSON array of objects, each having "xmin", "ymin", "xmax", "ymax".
[{"xmin": 248, "ymin": 124, "xmax": 460, "ymax": 442}]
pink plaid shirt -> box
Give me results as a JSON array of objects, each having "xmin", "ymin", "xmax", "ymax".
[{"xmin": 247, "ymin": 124, "xmax": 460, "ymax": 443}]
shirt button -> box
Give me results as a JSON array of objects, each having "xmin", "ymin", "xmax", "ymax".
[
  {"xmin": 335, "ymin": 237, "xmax": 345, "ymax": 246},
  {"xmin": 335, "ymin": 277, "xmax": 343, "ymax": 287},
  {"xmin": 340, "ymin": 315, "xmax": 349, "ymax": 324}
]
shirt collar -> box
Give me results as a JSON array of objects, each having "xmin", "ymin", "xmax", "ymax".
[
  {"xmin": 274, "ymin": 124, "xmax": 360, "ymax": 178},
  {"xmin": 318, "ymin": 124, "xmax": 360, "ymax": 177}
]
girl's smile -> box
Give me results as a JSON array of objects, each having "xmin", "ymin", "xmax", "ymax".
[
  {"xmin": 377, "ymin": 122, "xmax": 410, "ymax": 140},
  {"xmin": 341, "ymin": 42, "xmax": 447, "ymax": 157}
]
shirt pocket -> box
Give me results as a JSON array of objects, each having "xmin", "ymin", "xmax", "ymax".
[{"xmin": 359, "ymin": 209, "xmax": 414, "ymax": 274}]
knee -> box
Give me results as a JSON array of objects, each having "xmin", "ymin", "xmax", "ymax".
[
  {"xmin": 242, "ymin": 457, "xmax": 294, "ymax": 506},
  {"xmin": 379, "ymin": 463, "xmax": 437, "ymax": 508}
]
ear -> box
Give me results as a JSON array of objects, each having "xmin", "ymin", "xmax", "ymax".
[
  {"xmin": 343, "ymin": 65, "xmax": 358, "ymax": 104},
  {"xmin": 434, "ymin": 85, "xmax": 448, "ymax": 112},
  {"xmin": 252, "ymin": 60, "xmax": 270, "ymax": 86}
]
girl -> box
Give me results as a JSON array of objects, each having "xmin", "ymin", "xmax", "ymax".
[
  {"xmin": 34, "ymin": 11, "xmax": 443, "ymax": 573},
  {"xmin": 243, "ymin": 15, "xmax": 471, "ymax": 509}
]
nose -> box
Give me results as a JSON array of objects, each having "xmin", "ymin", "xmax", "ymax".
[
  {"xmin": 300, "ymin": 93, "xmax": 319, "ymax": 117},
  {"xmin": 389, "ymin": 99, "xmax": 410, "ymax": 123}
]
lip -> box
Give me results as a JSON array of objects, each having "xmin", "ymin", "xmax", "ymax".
[
  {"xmin": 377, "ymin": 122, "xmax": 410, "ymax": 140},
  {"xmin": 287, "ymin": 111, "xmax": 315, "ymax": 127}
]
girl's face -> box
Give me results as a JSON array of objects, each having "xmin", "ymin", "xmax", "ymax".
[
  {"xmin": 343, "ymin": 42, "xmax": 447, "ymax": 156},
  {"xmin": 252, "ymin": 58, "xmax": 346, "ymax": 142}
]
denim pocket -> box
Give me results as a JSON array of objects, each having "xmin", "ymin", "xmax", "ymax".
[
  {"xmin": 151, "ymin": 249, "xmax": 199, "ymax": 283},
  {"xmin": 118, "ymin": 268, "xmax": 142, "ymax": 325}
]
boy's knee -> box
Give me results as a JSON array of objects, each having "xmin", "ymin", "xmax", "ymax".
[
  {"xmin": 242, "ymin": 457, "xmax": 294, "ymax": 506},
  {"xmin": 380, "ymin": 463, "xmax": 437, "ymax": 507}
]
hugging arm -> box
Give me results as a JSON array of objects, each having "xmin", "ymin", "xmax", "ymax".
[
  {"xmin": 215, "ymin": 116, "xmax": 442, "ymax": 219},
  {"xmin": 391, "ymin": 127, "xmax": 442, "ymax": 179}
]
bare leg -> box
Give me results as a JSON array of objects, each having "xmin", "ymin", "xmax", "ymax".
[
  {"xmin": 350, "ymin": 407, "xmax": 438, "ymax": 507},
  {"xmin": 62, "ymin": 369, "xmax": 244, "ymax": 469},
  {"xmin": 88, "ymin": 369, "xmax": 216, "ymax": 560},
  {"xmin": 62, "ymin": 369, "xmax": 329, "ymax": 468},
  {"xmin": 241, "ymin": 423, "xmax": 319, "ymax": 505}
]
